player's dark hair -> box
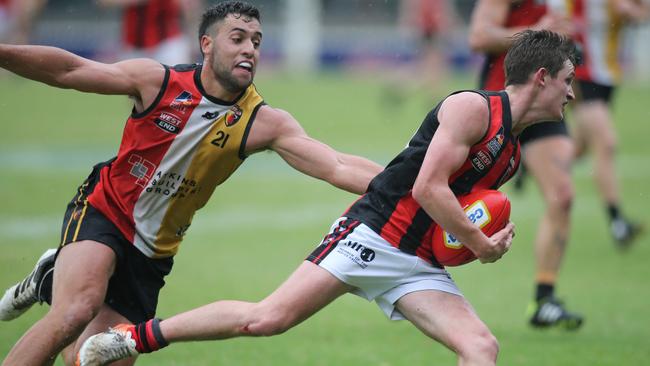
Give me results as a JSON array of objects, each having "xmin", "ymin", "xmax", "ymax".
[
  {"xmin": 504, "ymin": 30, "xmax": 577, "ymax": 86},
  {"xmin": 198, "ymin": 1, "xmax": 261, "ymax": 41}
]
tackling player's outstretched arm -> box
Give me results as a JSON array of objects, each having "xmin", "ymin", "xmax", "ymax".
[
  {"xmin": 411, "ymin": 92, "xmax": 514, "ymax": 263},
  {"xmin": 250, "ymin": 106, "xmax": 383, "ymax": 195},
  {"xmin": 0, "ymin": 44, "xmax": 164, "ymax": 104}
]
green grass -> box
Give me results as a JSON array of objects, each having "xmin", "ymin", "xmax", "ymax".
[{"xmin": 1, "ymin": 70, "xmax": 649, "ymax": 365}]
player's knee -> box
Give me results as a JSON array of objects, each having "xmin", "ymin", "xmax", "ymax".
[
  {"xmin": 458, "ymin": 331, "xmax": 499, "ymax": 363},
  {"xmin": 51, "ymin": 296, "xmax": 103, "ymax": 334},
  {"xmin": 599, "ymin": 135, "xmax": 617, "ymax": 157},
  {"xmin": 547, "ymin": 183, "xmax": 574, "ymax": 214}
]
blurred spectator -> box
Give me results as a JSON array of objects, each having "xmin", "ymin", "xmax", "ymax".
[
  {"xmin": 97, "ymin": 0, "xmax": 203, "ymax": 65},
  {"xmin": 568, "ymin": 0, "xmax": 649, "ymax": 247},
  {"xmin": 382, "ymin": 0, "xmax": 460, "ymax": 106},
  {"xmin": 0, "ymin": 0, "xmax": 46, "ymax": 44},
  {"xmin": 401, "ymin": 0, "xmax": 455, "ymax": 84}
]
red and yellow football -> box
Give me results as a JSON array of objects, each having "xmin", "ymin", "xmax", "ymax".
[{"xmin": 432, "ymin": 190, "xmax": 511, "ymax": 267}]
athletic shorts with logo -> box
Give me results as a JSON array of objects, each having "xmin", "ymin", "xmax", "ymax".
[
  {"xmin": 58, "ymin": 160, "xmax": 173, "ymax": 323},
  {"xmin": 307, "ymin": 217, "xmax": 462, "ymax": 320}
]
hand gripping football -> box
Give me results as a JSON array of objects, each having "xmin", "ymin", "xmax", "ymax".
[{"xmin": 432, "ymin": 190, "xmax": 511, "ymax": 267}]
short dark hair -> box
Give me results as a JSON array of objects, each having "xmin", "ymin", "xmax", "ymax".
[
  {"xmin": 504, "ymin": 30, "xmax": 577, "ymax": 86},
  {"xmin": 198, "ymin": 1, "xmax": 261, "ymax": 41}
]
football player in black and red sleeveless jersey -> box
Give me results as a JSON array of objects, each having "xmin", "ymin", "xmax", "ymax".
[
  {"xmin": 469, "ymin": 0, "xmax": 584, "ymax": 330},
  {"xmin": 0, "ymin": 2, "xmax": 383, "ymax": 365},
  {"xmin": 78, "ymin": 30, "xmax": 576, "ymax": 366}
]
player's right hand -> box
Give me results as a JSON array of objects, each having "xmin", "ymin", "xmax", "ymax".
[{"xmin": 479, "ymin": 222, "xmax": 515, "ymax": 264}]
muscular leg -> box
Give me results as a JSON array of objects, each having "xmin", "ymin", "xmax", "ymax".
[
  {"xmin": 523, "ymin": 136, "xmax": 574, "ymax": 285},
  {"xmin": 396, "ymin": 291, "xmax": 499, "ymax": 365},
  {"xmin": 160, "ymin": 261, "xmax": 352, "ymax": 342},
  {"xmin": 2, "ymin": 241, "xmax": 116, "ymax": 366}
]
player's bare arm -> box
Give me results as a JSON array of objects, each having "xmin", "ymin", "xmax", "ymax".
[
  {"xmin": 412, "ymin": 92, "xmax": 514, "ymax": 263},
  {"xmin": 468, "ymin": 0, "xmax": 520, "ymax": 53},
  {"xmin": 245, "ymin": 105, "xmax": 383, "ymax": 195},
  {"xmin": 0, "ymin": 44, "xmax": 165, "ymax": 112},
  {"xmin": 612, "ymin": 0, "xmax": 650, "ymax": 22}
]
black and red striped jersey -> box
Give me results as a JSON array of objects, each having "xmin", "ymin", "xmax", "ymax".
[{"xmin": 345, "ymin": 90, "xmax": 520, "ymax": 266}]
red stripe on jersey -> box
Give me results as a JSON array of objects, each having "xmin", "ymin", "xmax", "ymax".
[
  {"xmin": 449, "ymin": 95, "xmax": 504, "ymax": 186},
  {"xmin": 379, "ymin": 192, "xmax": 421, "ymax": 248}
]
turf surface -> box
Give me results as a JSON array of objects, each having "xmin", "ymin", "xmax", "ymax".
[{"xmin": 1, "ymin": 70, "xmax": 648, "ymax": 365}]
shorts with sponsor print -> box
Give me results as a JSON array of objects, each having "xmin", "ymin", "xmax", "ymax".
[{"xmin": 307, "ymin": 217, "xmax": 462, "ymax": 320}]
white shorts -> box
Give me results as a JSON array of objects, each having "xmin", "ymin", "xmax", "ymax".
[{"xmin": 307, "ymin": 217, "xmax": 462, "ymax": 320}]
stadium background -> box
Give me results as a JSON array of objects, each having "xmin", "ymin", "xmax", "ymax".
[{"xmin": 1, "ymin": 0, "xmax": 649, "ymax": 364}]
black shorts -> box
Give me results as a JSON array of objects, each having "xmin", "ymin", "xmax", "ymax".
[
  {"xmin": 520, "ymin": 120, "xmax": 569, "ymax": 146},
  {"xmin": 577, "ymin": 80, "xmax": 615, "ymax": 104},
  {"xmin": 59, "ymin": 160, "xmax": 173, "ymax": 323}
]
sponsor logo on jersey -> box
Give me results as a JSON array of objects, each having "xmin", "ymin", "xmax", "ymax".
[
  {"xmin": 225, "ymin": 105, "xmax": 243, "ymax": 127},
  {"xmin": 444, "ymin": 200, "xmax": 491, "ymax": 248},
  {"xmin": 477, "ymin": 150, "xmax": 492, "ymax": 166},
  {"xmin": 127, "ymin": 154, "xmax": 156, "ymax": 188},
  {"xmin": 170, "ymin": 91, "xmax": 194, "ymax": 113},
  {"xmin": 144, "ymin": 170, "xmax": 201, "ymax": 199},
  {"xmin": 471, "ymin": 156, "xmax": 486, "ymax": 171},
  {"xmin": 487, "ymin": 126, "xmax": 505, "ymax": 157},
  {"xmin": 153, "ymin": 112, "xmax": 182, "ymax": 134},
  {"xmin": 202, "ymin": 110, "xmax": 220, "ymax": 120}
]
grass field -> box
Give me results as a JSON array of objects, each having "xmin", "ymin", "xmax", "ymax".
[{"xmin": 1, "ymin": 69, "xmax": 649, "ymax": 365}]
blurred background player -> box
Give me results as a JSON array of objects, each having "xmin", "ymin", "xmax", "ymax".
[
  {"xmin": 382, "ymin": 0, "xmax": 460, "ymax": 106},
  {"xmin": 469, "ymin": 0, "xmax": 583, "ymax": 330},
  {"xmin": 0, "ymin": 0, "xmax": 45, "ymax": 44},
  {"xmin": 568, "ymin": 0, "xmax": 649, "ymax": 248},
  {"xmin": 400, "ymin": 0, "xmax": 458, "ymax": 92},
  {"xmin": 97, "ymin": 0, "xmax": 203, "ymax": 65}
]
